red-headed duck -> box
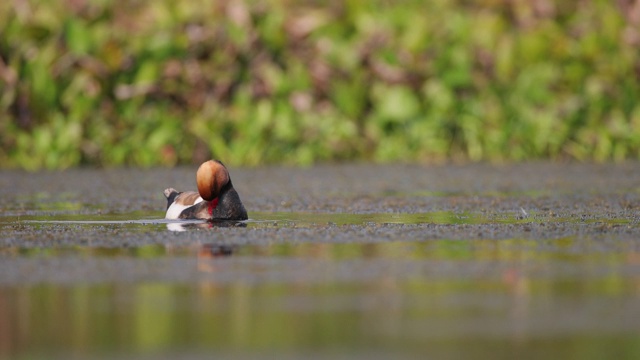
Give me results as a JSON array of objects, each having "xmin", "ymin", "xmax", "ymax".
[{"xmin": 164, "ymin": 160, "xmax": 248, "ymax": 220}]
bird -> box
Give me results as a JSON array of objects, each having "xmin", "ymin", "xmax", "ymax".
[{"xmin": 164, "ymin": 160, "xmax": 247, "ymax": 221}]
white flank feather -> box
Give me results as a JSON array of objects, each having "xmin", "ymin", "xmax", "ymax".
[{"xmin": 165, "ymin": 197, "xmax": 203, "ymax": 219}]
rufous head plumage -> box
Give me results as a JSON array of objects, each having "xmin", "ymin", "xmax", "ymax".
[{"xmin": 196, "ymin": 160, "xmax": 230, "ymax": 201}]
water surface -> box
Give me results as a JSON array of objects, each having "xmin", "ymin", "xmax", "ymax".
[{"xmin": 1, "ymin": 163, "xmax": 640, "ymax": 359}]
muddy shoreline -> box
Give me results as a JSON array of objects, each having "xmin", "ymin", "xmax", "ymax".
[{"xmin": 1, "ymin": 162, "xmax": 639, "ymax": 248}]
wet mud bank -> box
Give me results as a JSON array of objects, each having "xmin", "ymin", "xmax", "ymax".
[{"xmin": 1, "ymin": 162, "xmax": 639, "ymax": 248}]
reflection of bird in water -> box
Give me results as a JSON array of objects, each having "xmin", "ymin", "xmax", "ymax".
[
  {"xmin": 166, "ymin": 220, "xmax": 247, "ymax": 232},
  {"xmin": 199, "ymin": 243, "xmax": 234, "ymax": 257},
  {"xmin": 163, "ymin": 160, "xmax": 248, "ymax": 220},
  {"xmin": 163, "ymin": 242, "xmax": 235, "ymax": 273},
  {"xmin": 198, "ymin": 243, "xmax": 235, "ymax": 273}
]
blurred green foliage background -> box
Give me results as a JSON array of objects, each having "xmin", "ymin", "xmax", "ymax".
[{"xmin": 1, "ymin": 0, "xmax": 639, "ymax": 169}]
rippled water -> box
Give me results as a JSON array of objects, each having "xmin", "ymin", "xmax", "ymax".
[{"xmin": 2, "ymin": 164, "xmax": 640, "ymax": 359}]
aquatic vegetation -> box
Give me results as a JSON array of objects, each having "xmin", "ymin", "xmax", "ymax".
[{"xmin": 1, "ymin": 0, "xmax": 639, "ymax": 169}]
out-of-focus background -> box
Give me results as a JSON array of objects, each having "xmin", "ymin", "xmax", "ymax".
[
  {"xmin": 1, "ymin": 0, "xmax": 639, "ymax": 170},
  {"xmin": 4, "ymin": 2, "xmax": 640, "ymax": 359}
]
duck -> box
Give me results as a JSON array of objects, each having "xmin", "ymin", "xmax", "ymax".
[{"xmin": 164, "ymin": 160, "xmax": 248, "ymax": 221}]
